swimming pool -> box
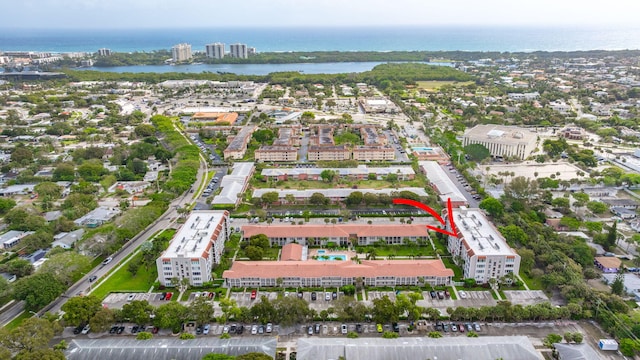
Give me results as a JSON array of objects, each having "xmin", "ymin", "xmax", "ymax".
[
  {"xmin": 317, "ymin": 250, "xmax": 326, "ymax": 255},
  {"xmin": 412, "ymin": 147, "xmax": 434, "ymax": 151},
  {"xmin": 316, "ymin": 254, "xmax": 347, "ymax": 261}
]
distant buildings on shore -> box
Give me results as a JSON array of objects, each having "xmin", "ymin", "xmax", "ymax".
[
  {"xmin": 204, "ymin": 42, "xmax": 256, "ymax": 59},
  {"xmin": 171, "ymin": 43, "xmax": 193, "ymax": 62}
]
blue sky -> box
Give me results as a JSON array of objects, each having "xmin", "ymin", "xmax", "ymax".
[{"xmin": 4, "ymin": 0, "xmax": 639, "ymax": 28}]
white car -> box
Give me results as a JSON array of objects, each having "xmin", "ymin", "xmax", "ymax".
[
  {"xmin": 341, "ymin": 324, "xmax": 348, "ymax": 334},
  {"xmin": 102, "ymin": 257, "xmax": 113, "ymax": 265},
  {"xmin": 222, "ymin": 325, "xmax": 229, "ymax": 334},
  {"xmin": 126, "ymin": 294, "xmax": 135, "ymax": 301},
  {"xmin": 203, "ymin": 324, "xmax": 210, "ymax": 335},
  {"xmin": 459, "ymin": 291, "xmax": 467, "ymax": 299},
  {"xmin": 81, "ymin": 324, "xmax": 91, "ymax": 334},
  {"xmin": 251, "ymin": 325, "xmax": 258, "ymax": 335}
]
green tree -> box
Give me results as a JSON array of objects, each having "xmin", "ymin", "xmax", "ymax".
[
  {"xmin": 135, "ymin": 124, "xmax": 156, "ymax": 137},
  {"xmin": 202, "ymin": 354, "xmax": 236, "ymax": 360},
  {"xmin": 611, "ymin": 270, "xmax": 625, "ymax": 296},
  {"xmin": 345, "ymin": 191, "xmax": 364, "ymax": 206},
  {"xmin": 0, "ymin": 197, "xmax": 16, "ymax": 214},
  {"xmin": 1, "ymin": 258, "xmax": 34, "ymax": 278},
  {"xmin": 463, "ymin": 143, "xmax": 491, "ymax": 162},
  {"xmin": 499, "ymin": 224, "xmax": 529, "ymax": 247},
  {"xmin": 52, "ymin": 163, "xmax": 76, "ymax": 181},
  {"xmin": 154, "ymin": 301, "xmax": 189, "ymax": 333},
  {"xmin": 77, "ymin": 159, "xmax": 108, "ymax": 182},
  {"xmin": 34, "ymin": 182, "xmax": 63, "ymax": 199},
  {"xmin": 89, "ymin": 307, "xmax": 116, "ymax": 333},
  {"xmin": 543, "ymin": 333, "xmax": 563, "ymax": 348},
  {"xmin": 260, "ymin": 191, "xmax": 279, "ymax": 205},
  {"xmin": 13, "ymin": 273, "xmax": 66, "ymax": 311},
  {"xmin": 136, "ymin": 331, "xmax": 153, "ymax": 340},
  {"xmin": 38, "ymin": 251, "xmax": 91, "ymax": 286},
  {"xmin": 586, "ymin": 201, "xmax": 608, "ymax": 214},
  {"xmin": 4, "ymin": 207, "xmax": 46, "ymax": 231},
  {"xmin": 244, "ymin": 245, "xmax": 264, "ymax": 260},
  {"xmin": 371, "ymin": 295, "xmax": 399, "ymax": 324},
  {"xmin": 61, "ymin": 295, "xmax": 103, "ymax": 327},
  {"xmin": 11, "ymin": 146, "xmax": 34, "ymax": 166},
  {"xmin": 189, "ymin": 296, "xmax": 215, "ymax": 326},
  {"xmin": 236, "ymin": 353, "xmax": 274, "ymax": 360},
  {"xmin": 320, "ymin": 170, "xmax": 337, "ymax": 182},
  {"xmin": 479, "ymin": 197, "xmax": 504, "ymax": 217},
  {"xmin": 0, "ymin": 317, "xmax": 60, "ymax": 354},
  {"xmin": 121, "ymin": 300, "xmax": 154, "ymax": 325},
  {"xmin": 309, "ymin": 192, "xmax": 329, "ymax": 205}
]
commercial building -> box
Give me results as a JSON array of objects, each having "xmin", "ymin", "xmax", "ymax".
[
  {"xmin": 156, "ymin": 210, "xmax": 230, "ymax": 287},
  {"xmin": 205, "ymin": 43, "xmax": 225, "ymax": 59},
  {"xmin": 171, "ymin": 43, "xmax": 192, "ymax": 62},
  {"xmin": 191, "ymin": 112, "xmax": 238, "ymax": 125},
  {"xmin": 229, "ymin": 43, "xmax": 248, "ymax": 59},
  {"xmin": 411, "ymin": 146, "xmax": 450, "ymax": 164},
  {"xmin": 241, "ymin": 223, "xmax": 430, "ymax": 247},
  {"xmin": 255, "ymin": 146, "xmax": 298, "ymax": 162},
  {"xmin": 445, "ymin": 207, "xmax": 521, "ymax": 283},
  {"xmin": 462, "ymin": 125, "xmax": 537, "ymax": 160},
  {"xmin": 223, "ymin": 259, "xmax": 453, "ymax": 288},
  {"xmin": 307, "ymin": 145, "xmax": 350, "ymax": 161},
  {"xmin": 418, "ymin": 161, "xmax": 468, "ymax": 207},
  {"xmin": 223, "ymin": 126, "xmax": 255, "ymax": 160}
]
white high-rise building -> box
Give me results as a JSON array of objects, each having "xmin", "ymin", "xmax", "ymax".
[
  {"xmin": 156, "ymin": 210, "xmax": 230, "ymax": 287},
  {"xmin": 445, "ymin": 207, "xmax": 521, "ymax": 284},
  {"xmin": 97, "ymin": 48, "xmax": 111, "ymax": 56},
  {"xmin": 229, "ymin": 43, "xmax": 248, "ymax": 59},
  {"xmin": 205, "ymin": 43, "xmax": 225, "ymax": 59},
  {"xmin": 171, "ymin": 43, "xmax": 192, "ymax": 62}
]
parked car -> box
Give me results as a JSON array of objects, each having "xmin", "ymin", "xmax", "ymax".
[
  {"xmin": 165, "ymin": 292, "xmax": 173, "ymax": 300},
  {"xmin": 377, "ymin": 324, "xmax": 383, "ymax": 333},
  {"xmin": 429, "ymin": 291, "xmax": 437, "ymax": 299},
  {"xmin": 196, "ymin": 326, "xmax": 203, "ymax": 335},
  {"xmin": 160, "ymin": 292, "xmax": 167, "ymax": 300},
  {"xmin": 131, "ymin": 325, "xmax": 139, "ymax": 334},
  {"xmin": 102, "ymin": 257, "xmax": 113, "ymax": 265},
  {"xmin": 332, "ymin": 291, "xmax": 338, "ymax": 300},
  {"xmin": 266, "ymin": 323, "xmax": 273, "ymax": 333},
  {"xmin": 392, "ymin": 323, "xmax": 399, "ymax": 333},
  {"xmin": 126, "ymin": 294, "xmax": 135, "ymax": 301},
  {"xmin": 458, "ymin": 323, "xmax": 465, "ymax": 333},
  {"xmin": 437, "ymin": 291, "xmax": 444, "ymax": 300},
  {"xmin": 258, "ymin": 325, "xmax": 264, "ymax": 334},
  {"xmin": 450, "ymin": 324, "xmax": 458, "ymax": 332},
  {"xmin": 229, "ymin": 324, "xmax": 237, "ymax": 333},
  {"xmin": 474, "ymin": 323, "xmax": 481, "ymax": 332},
  {"xmin": 251, "ymin": 290, "xmax": 257, "ymax": 300},
  {"xmin": 88, "ymin": 275, "xmax": 97, "ymax": 283},
  {"xmin": 444, "ymin": 290, "xmax": 450, "ymax": 298},
  {"xmin": 443, "ymin": 323, "xmax": 449, "ymax": 332},
  {"xmin": 203, "ymin": 324, "xmax": 210, "ymax": 335},
  {"xmin": 152, "ymin": 327, "xmax": 159, "ymax": 334},
  {"xmin": 311, "ymin": 292, "xmax": 317, "ymax": 301},
  {"xmin": 459, "ymin": 290, "xmax": 467, "ymax": 299},
  {"xmin": 341, "ymin": 324, "xmax": 348, "ymax": 334},
  {"xmin": 466, "ymin": 323, "xmax": 473, "ymax": 332},
  {"xmin": 308, "ymin": 326, "xmax": 313, "ymax": 335},
  {"xmin": 73, "ymin": 325, "xmax": 84, "ymax": 335},
  {"xmin": 223, "ymin": 325, "xmax": 230, "ymax": 334},
  {"xmin": 236, "ymin": 325, "xmax": 244, "ymax": 334},
  {"xmin": 251, "ymin": 325, "xmax": 258, "ymax": 335},
  {"xmin": 315, "ymin": 324, "xmax": 321, "ymax": 334},
  {"xmin": 355, "ymin": 324, "xmax": 362, "ymax": 333},
  {"xmin": 325, "ymin": 292, "xmax": 331, "ymax": 301},
  {"xmin": 109, "ymin": 326, "xmax": 118, "ymax": 334}
]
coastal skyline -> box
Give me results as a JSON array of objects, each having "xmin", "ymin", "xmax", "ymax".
[{"xmin": 4, "ymin": 0, "xmax": 640, "ymax": 29}]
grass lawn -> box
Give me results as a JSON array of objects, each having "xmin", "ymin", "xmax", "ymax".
[
  {"xmin": 441, "ymin": 257, "xmax": 463, "ymax": 279},
  {"xmin": 519, "ymin": 271, "xmax": 543, "ymax": 290},
  {"xmin": 357, "ymin": 245, "xmax": 435, "ymax": 258},
  {"xmin": 4, "ymin": 311, "xmax": 32, "ymax": 330},
  {"xmin": 90, "ymin": 252, "xmax": 158, "ymax": 300},
  {"xmin": 416, "ymin": 80, "xmax": 474, "ymax": 91}
]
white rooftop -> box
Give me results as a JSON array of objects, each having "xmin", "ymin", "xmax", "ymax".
[
  {"xmin": 252, "ymin": 187, "xmax": 428, "ymax": 199},
  {"xmin": 163, "ymin": 211, "xmax": 227, "ymax": 258},
  {"xmin": 453, "ymin": 207, "xmax": 516, "ymax": 256},
  {"xmin": 418, "ymin": 161, "xmax": 467, "ymax": 204}
]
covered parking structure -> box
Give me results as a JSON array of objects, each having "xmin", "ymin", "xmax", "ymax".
[
  {"xmin": 65, "ymin": 338, "xmax": 277, "ymax": 360},
  {"xmin": 296, "ymin": 336, "xmax": 542, "ymax": 360}
]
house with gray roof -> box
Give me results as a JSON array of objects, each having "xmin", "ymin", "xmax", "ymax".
[{"xmin": 52, "ymin": 229, "xmax": 85, "ymax": 249}]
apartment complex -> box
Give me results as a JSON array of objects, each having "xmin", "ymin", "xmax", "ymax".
[
  {"xmin": 211, "ymin": 162, "xmax": 254, "ymax": 208},
  {"xmin": 223, "ymin": 259, "xmax": 453, "ymax": 288},
  {"xmin": 97, "ymin": 48, "xmax": 111, "ymax": 56},
  {"xmin": 156, "ymin": 210, "xmax": 230, "ymax": 287},
  {"xmin": 462, "ymin": 125, "xmax": 537, "ymax": 160},
  {"xmin": 229, "ymin": 43, "xmax": 248, "ymax": 59},
  {"xmin": 445, "ymin": 207, "xmax": 520, "ymax": 284},
  {"xmin": 352, "ymin": 146, "xmax": 395, "ymax": 161},
  {"xmin": 171, "ymin": 43, "xmax": 192, "ymax": 62},
  {"xmin": 205, "ymin": 43, "xmax": 225, "ymax": 59},
  {"xmin": 241, "ymin": 224, "xmax": 430, "ymax": 247},
  {"xmin": 307, "ymin": 145, "xmax": 350, "ymax": 161},
  {"xmin": 255, "ymin": 146, "xmax": 298, "ymax": 162},
  {"xmin": 223, "ymin": 125, "xmax": 256, "ymax": 160},
  {"xmin": 252, "ymin": 187, "xmax": 428, "ymax": 205}
]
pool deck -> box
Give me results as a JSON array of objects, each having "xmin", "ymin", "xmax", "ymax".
[{"xmin": 310, "ymin": 249, "xmax": 356, "ymax": 261}]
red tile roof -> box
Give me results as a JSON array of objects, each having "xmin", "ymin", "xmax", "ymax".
[
  {"xmin": 223, "ymin": 259, "xmax": 454, "ymax": 279},
  {"xmin": 281, "ymin": 243, "xmax": 304, "ymax": 261},
  {"xmin": 242, "ymin": 224, "xmax": 429, "ymax": 239}
]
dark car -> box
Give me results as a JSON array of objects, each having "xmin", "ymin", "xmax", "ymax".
[
  {"xmin": 88, "ymin": 275, "xmax": 97, "ymax": 283},
  {"xmin": 109, "ymin": 326, "xmax": 118, "ymax": 334},
  {"xmin": 73, "ymin": 325, "xmax": 84, "ymax": 335},
  {"xmin": 355, "ymin": 324, "xmax": 362, "ymax": 333},
  {"xmin": 311, "ymin": 292, "xmax": 317, "ymax": 301},
  {"xmin": 332, "ymin": 292, "xmax": 338, "ymax": 300},
  {"xmin": 315, "ymin": 324, "xmax": 321, "ymax": 334},
  {"xmin": 392, "ymin": 323, "xmax": 400, "ymax": 333},
  {"xmin": 230, "ymin": 324, "xmax": 237, "ymax": 333},
  {"xmin": 208, "ymin": 292, "xmax": 214, "ymax": 299},
  {"xmin": 152, "ymin": 327, "xmax": 159, "ymax": 334},
  {"xmin": 430, "ymin": 291, "xmax": 437, "ymax": 299},
  {"xmin": 131, "ymin": 325, "xmax": 139, "ymax": 334},
  {"xmin": 236, "ymin": 325, "xmax": 244, "ymax": 334},
  {"xmin": 444, "ymin": 290, "xmax": 450, "ymax": 298},
  {"xmin": 196, "ymin": 326, "xmax": 203, "ymax": 335},
  {"xmin": 117, "ymin": 326, "xmax": 125, "ymax": 334},
  {"xmin": 160, "ymin": 292, "xmax": 167, "ymax": 300}
]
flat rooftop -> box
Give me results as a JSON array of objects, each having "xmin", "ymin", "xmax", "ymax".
[
  {"xmin": 464, "ymin": 124, "xmax": 537, "ymax": 144},
  {"xmin": 163, "ymin": 211, "xmax": 227, "ymax": 258},
  {"xmin": 453, "ymin": 208, "xmax": 516, "ymax": 256}
]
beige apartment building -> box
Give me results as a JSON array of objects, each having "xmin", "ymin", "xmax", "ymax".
[
  {"xmin": 255, "ymin": 146, "xmax": 298, "ymax": 162},
  {"xmin": 352, "ymin": 145, "xmax": 395, "ymax": 161}
]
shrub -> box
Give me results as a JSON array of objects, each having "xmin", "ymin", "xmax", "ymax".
[{"xmin": 179, "ymin": 332, "xmax": 196, "ymax": 340}]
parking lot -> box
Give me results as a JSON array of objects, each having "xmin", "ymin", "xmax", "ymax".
[
  {"xmin": 103, "ymin": 292, "xmax": 175, "ymax": 308},
  {"xmin": 502, "ymin": 290, "xmax": 549, "ymax": 305}
]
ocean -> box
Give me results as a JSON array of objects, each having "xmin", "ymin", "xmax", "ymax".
[{"xmin": 1, "ymin": 26, "xmax": 640, "ymax": 53}]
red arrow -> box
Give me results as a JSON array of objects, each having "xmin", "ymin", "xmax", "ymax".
[{"xmin": 392, "ymin": 198, "xmax": 459, "ymax": 237}]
